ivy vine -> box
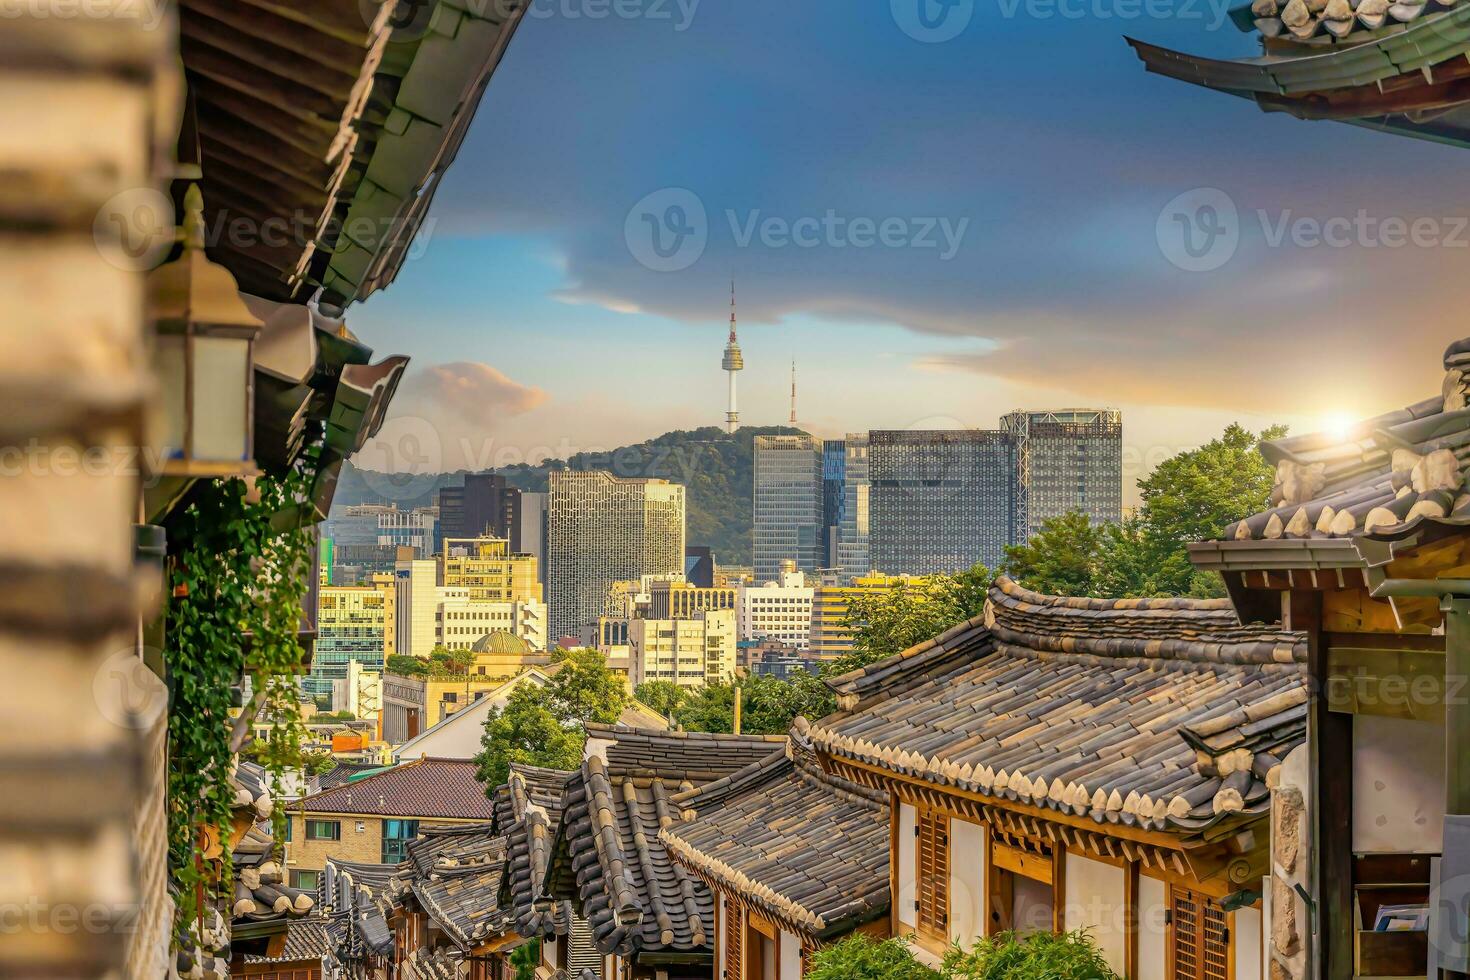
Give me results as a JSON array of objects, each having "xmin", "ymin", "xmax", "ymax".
[{"xmin": 165, "ymin": 466, "xmax": 313, "ymax": 937}]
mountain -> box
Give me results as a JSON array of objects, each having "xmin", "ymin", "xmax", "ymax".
[{"xmin": 334, "ymin": 425, "xmax": 809, "ymax": 566}]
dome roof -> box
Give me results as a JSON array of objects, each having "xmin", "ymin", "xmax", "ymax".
[{"xmin": 471, "ymin": 630, "xmax": 534, "ymax": 655}]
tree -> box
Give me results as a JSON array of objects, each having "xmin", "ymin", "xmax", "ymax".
[
  {"xmin": 473, "ymin": 686, "xmax": 584, "ymax": 788},
  {"xmin": 386, "ymin": 654, "xmax": 427, "ymax": 677},
  {"xmin": 1003, "ymin": 511, "xmax": 1105, "ymax": 597},
  {"xmin": 429, "ymin": 646, "xmax": 474, "ymax": 675},
  {"xmin": 546, "ymin": 648, "xmax": 627, "ymax": 724},
  {"xmin": 674, "ymin": 683, "xmax": 736, "ymax": 734},
  {"xmin": 738, "ymin": 671, "xmax": 836, "ymax": 735},
  {"xmin": 836, "ymin": 563, "xmax": 991, "ymax": 674},
  {"xmin": 635, "ymin": 680, "xmax": 687, "ymax": 720}
]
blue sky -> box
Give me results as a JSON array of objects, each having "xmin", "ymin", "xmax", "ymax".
[{"xmin": 350, "ymin": 0, "xmax": 1470, "ymax": 503}]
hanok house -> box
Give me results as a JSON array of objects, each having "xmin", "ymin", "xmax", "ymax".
[
  {"xmin": 286, "ymin": 758, "xmax": 497, "ymax": 885},
  {"xmin": 1186, "ymin": 336, "xmax": 1470, "ymax": 980},
  {"xmin": 320, "ymin": 858, "xmax": 403, "ymax": 979},
  {"xmin": 661, "ymin": 719, "xmax": 891, "ymax": 980},
  {"xmin": 384, "ymin": 823, "xmax": 516, "ymax": 980},
  {"xmin": 491, "ymin": 763, "xmax": 605, "ymax": 978},
  {"xmin": 807, "ymin": 576, "xmax": 1309, "ymax": 979},
  {"xmin": 546, "ymin": 726, "xmax": 792, "ymax": 980}
]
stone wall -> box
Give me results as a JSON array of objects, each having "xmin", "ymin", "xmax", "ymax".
[{"xmin": 1270, "ymin": 745, "xmax": 1311, "ymax": 980}]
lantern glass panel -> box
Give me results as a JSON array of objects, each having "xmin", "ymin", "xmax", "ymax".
[
  {"xmin": 191, "ymin": 334, "xmax": 250, "ymax": 462},
  {"xmin": 155, "ymin": 334, "xmax": 187, "ymax": 459}
]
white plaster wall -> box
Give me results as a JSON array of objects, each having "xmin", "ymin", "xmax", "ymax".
[
  {"xmin": 898, "ymin": 803, "xmax": 916, "ymax": 931},
  {"xmin": 1353, "ymin": 713, "xmax": 1444, "ymax": 853},
  {"xmin": 1062, "ymin": 854, "xmax": 1127, "ymax": 975},
  {"xmin": 1137, "ymin": 875, "xmax": 1169, "ymax": 980},
  {"xmin": 949, "ymin": 818, "xmax": 986, "ymax": 948},
  {"xmin": 780, "ymin": 930, "xmax": 802, "ymax": 979},
  {"xmin": 1236, "ymin": 905, "xmax": 1263, "ymax": 980}
]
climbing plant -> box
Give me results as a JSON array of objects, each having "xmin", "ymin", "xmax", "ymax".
[{"xmin": 165, "ymin": 467, "xmax": 313, "ymax": 935}]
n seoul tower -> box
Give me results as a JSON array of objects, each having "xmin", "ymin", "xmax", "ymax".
[{"xmin": 722, "ymin": 282, "xmax": 744, "ymax": 433}]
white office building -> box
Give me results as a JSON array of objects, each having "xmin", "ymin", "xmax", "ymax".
[{"xmin": 736, "ymin": 565, "xmax": 814, "ymax": 651}]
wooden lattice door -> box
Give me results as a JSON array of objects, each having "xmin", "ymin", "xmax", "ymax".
[
  {"xmin": 915, "ymin": 808, "xmax": 950, "ymax": 943},
  {"xmin": 725, "ymin": 900, "xmax": 744, "ymax": 980},
  {"xmin": 1169, "ymin": 886, "xmax": 1230, "ymax": 980}
]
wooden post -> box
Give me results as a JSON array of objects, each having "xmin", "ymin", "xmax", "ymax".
[
  {"xmin": 1124, "ymin": 861, "xmax": 1140, "ymax": 980},
  {"xmin": 1445, "ymin": 597, "xmax": 1470, "ymax": 816},
  {"xmin": 733, "ymin": 685, "xmax": 743, "ymax": 736},
  {"xmin": 1286, "ymin": 590, "xmax": 1352, "ymax": 980}
]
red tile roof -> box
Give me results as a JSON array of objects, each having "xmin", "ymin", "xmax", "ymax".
[{"xmin": 296, "ymin": 759, "xmax": 495, "ymax": 821}]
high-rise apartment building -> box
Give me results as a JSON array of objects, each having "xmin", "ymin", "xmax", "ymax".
[
  {"xmin": 836, "ymin": 434, "xmax": 871, "ymax": 580},
  {"xmin": 1001, "ymin": 409, "xmax": 1123, "ymax": 542},
  {"xmin": 627, "ymin": 608, "xmax": 737, "ymax": 689},
  {"xmin": 752, "ymin": 434, "xmax": 822, "ymax": 583},
  {"xmin": 868, "ymin": 429, "xmax": 1017, "ymax": 574},
  {"xmin": 309, "ymin": 577, "xmax": 396, "ymax": 699},
  {"xmin": 436, "ymin": 474, "xmax": 523, "ymax": 554},
  {"xmin": 547, "ymin": 472, "xmax": 686, "ymax": 643}
]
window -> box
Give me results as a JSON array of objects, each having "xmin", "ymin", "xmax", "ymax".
[
  {"xmin": 290, "ymin": 869, "xmax": 321, "ymax": 891},
  {"xmin": 305, "ymin": 819, "xmax": 340, "ymax": 841},
  {"xmin": 382, "ymin": 818, "xmax": 420, "ymax": 863},
  {"xmin": 1168, "ymin": 887, "xmax": 1230, "ymax": 980},
  {"xmin": 915, "ymin": 808, "xmax": 950, "ymax": 945}
]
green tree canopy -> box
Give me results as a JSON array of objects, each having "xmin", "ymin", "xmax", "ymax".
[
  {"xmin": 547, "ymin": 648, "xmax": 628, "ymax": 725},
  {"xmin": 386, "ymin": 653, "xmax": 428, "ymax": 677},
  {"xmin": 837, "ymin": 563, "xmax": 991, "ymax": 674},
  {"xmin": 1002, "ymin": 511, "xmax": 1104, "ymax": 598},
  {"xmin": 634, "ymin": 680, "xmax": 687, "ymax": 720}
]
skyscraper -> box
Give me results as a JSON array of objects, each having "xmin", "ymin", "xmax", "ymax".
[
  {"xmin": 868, "ymin": 429, "xmax": 1017, "ymax": 574},
  {"xmin": 836, "ymin": 433, "xmax": 871, "ymax": 579},
  {"xmin": 1001, "ymin": 409, "xmax": 1123, "ymax": 542},
  {"xmin": 722, "ymin": 283, "xmax": 744, "ymax": 433},
  {"xmin": 436, "ymin": 474, "xmax": 522, "ymax": 554},
  {"xmin": 821, "ymin": 439, "xmax": 847, "ymax": 568},
  {"xmin": 752, "ymin": 434, "xmax": 822, "ymax": 582},
  {"xmin": 547, "ymin": 471, "xmax": 686, "ymax": 643}
]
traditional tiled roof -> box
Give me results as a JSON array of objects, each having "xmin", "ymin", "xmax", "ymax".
[
  {"xmin": 398, "ymin": 824, "xmax": 511, "ymax": 949},
  {"xmin": 322, "ymin": 858, "xmax": 401, "ymax": 958},
  {"xmin": 243, "ymin": 915, "xmax": 335, "ymax": 964},
  {"xmin": 1195, "ymin": 340, "xmax": 1470, "ymax": 552},
  {"xmin": 295, "ymin": 758, "xmax": 496, "ymax": 820},
  {"xmin": 661, "ymin": 722, "xmax": 889, "ymax": 940},
  {"xmin": 548, "ymin": 727, "xmax": 790, "ymax": 961},
  {"xmin": 492, "ymin": 764, "xmax": 579, "ymax": 937},
  {"xmin": 231, "ymin": 762, "xmax": 316, "ymax": 923},
  {"xmin": 317, "ymin": 762, "xmax": 386, "ymax": 791},
  {"xmin": 809, "ymin": 578, "xmax": 1307, "ymax": 835}
]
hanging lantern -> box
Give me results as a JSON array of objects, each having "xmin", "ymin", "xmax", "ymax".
[{"xmin": 149, "ymin": 184, "xmax": 262, "ymax": 476}]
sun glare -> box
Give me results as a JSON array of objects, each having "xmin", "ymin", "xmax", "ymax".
[{"xmin": 1321, "ymin": 411, "xmax": 1356, "ymax": 442}]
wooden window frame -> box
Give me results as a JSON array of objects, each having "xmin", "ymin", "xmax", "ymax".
[
  {"xmin": 304, "ymin": 818, "xmax": 340, "ymax": 841},
  {"xmin": 1165, "ymin": 885, "xmax": 1233, "ymax": 980},
  {"xmin": 985, "ymin": 837, "xmax": 1063, "ymax": 938}
]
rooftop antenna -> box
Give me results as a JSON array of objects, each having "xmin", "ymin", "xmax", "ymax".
[{"xmin": 789, "ymin": 359, "xmax": 798, "ymax": 427}]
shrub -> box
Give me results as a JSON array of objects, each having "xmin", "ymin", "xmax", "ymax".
[
  {"xmin": 804, "ymin": 935, "xmax": 940, "ymax": 980},
  {"xmin": 943, "ymin": 930, "xmax": 1119, "ymax": 980}
]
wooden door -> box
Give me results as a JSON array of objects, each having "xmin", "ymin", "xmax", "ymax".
[
  {"xmin": 1168, "ymin": 886, "xmax": 1231, "ymax": 980},
  {"xmin": 915, "ymin": 808, "xmax": 950, "ymax": 944}
]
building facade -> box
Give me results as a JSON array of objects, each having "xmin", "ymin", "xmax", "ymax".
[
  {"xmin": 836, "ymin": 433, "xmax": 871, "ymax": 580},
  {"xmin": 441, "ymin": 536, "xmax": 541, "ymax": 603},
  {"xmin": 753, "ymin": 434, "xmax": 823, "ymax": 582},
  {"xmin": 547, "ymin": 472, "xmax": 686, "ymax": 643},
  {"xmin": 737, "ymin": 566, "xmax": 815, "ymax": 650},
  {"xmin": 868, "ymin": 429, "xmax": 1017, "ymax": 574},
  {"xmin": 1001, "ymin": 409, "xmax": 1123, "ymax": 542},
  {"xmin": 626, "ymin": 608, "xmax": 738, "ymax": 689},
  {"xmin": 376, "ymin": 505, "xmax": 438, "ymax": 557},
  {"xmin": 808, "ymin": 573, "xmax": 929, "ymax": 659},
  {"xmin": 308, "ymin": 580, "xmax": 396, "ymax": 700}
]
